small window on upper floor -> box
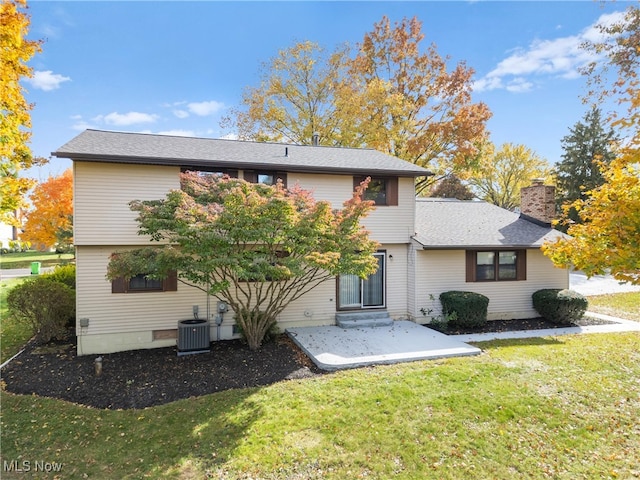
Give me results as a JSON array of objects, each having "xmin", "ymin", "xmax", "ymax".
[
  {"xmin": 353, "ymin": 176, "xmax": 399, "ymax": 206},
  {"xmin": 244, "ymin": 170, "xmax": 287, "ymax": 187},
  {"xmin": 180, "ymin": 167, "xmax": 238, "ymax": 178}
]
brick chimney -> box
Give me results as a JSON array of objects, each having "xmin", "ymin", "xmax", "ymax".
[{"xmin": 520, "ymin": 178, "xmax": 555, "ymax": 227}]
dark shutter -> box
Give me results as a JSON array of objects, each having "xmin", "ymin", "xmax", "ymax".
[
  {"xmin": 465, "ymin": 251, "xmax": 476, "ymax": 282},
  {"xmin": 163, "ymin": 270, "xmax": 178, "ymax": 291},
  {"xmin": 112, "ymin": 277, "xmax": 127, "ymax": 293},
  {"xmin": 386, "ymin": 177, "xmax": 399, "ymax": 206},
  {"xmin": 243, "ymin": 170, "xmax": 258, "ymax": 183},
  {"xmin": 516, "ymin": 250, "xmax": 527, "ymax": 281}
]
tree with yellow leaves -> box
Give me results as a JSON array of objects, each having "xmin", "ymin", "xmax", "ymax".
[
  {"xmin": 467, "ymin": 142, "xmax": 552, "ymax": 210},
  {"xmin": 0, "ymin": 0, "xmax": 44, "ymax": 226},
  {"xmin": 22, "ymin": 168, "xmax": 73, "ymax": 251},
  {"xmin": 542, "ymin": 5, "xmax": 640, "ymax": 284}
]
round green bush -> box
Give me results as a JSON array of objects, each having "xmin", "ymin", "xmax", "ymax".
[
  {"xmin": 7, "ymin": 277, "xmax": 76, "ymax": 344},
  {"xmin": 440, "ymin": 290, "xmax": 489, "ymax": 329},
  {"xmin": 532, "ymin": 289, "xmax": 588, "ymax": 325}
]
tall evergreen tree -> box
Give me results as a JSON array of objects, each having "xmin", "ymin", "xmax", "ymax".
[{"xmin": 555, "ymin": 107, "xmax": 617, "ymax": 230}]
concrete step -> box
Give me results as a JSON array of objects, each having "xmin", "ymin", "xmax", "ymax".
[{"xmin": 335, "ymin": 311, "xmax": 393, "ymax": 328}]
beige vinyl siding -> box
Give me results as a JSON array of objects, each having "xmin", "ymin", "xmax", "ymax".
[
  {"xmin": 383, "ymin": 244, "xmax": 410, "ymax": 319},
  {"xmin": 74, "ymin": 162, "xmax": 179, "ymax": 245},
  {"xmin": 288, "ymin": 173, "xmax": 416, "ymax": 244},
  {"xmin": 76, "ymin": 246, "xmax": 208, "ymax": 337},
  {"xmin": 361, "ymin": 177, "xmax": 416, "ymax": 244},
  {"xmin": 414, "ymin": 249, "xmax": 569, "ymax": 321},
  {"xmin": 407, "ymin": 243, "xmax": 417, "ymax": 320},
  {"xmin": 276, "ymin": 244, "xmax": 409, "ymax": 325},
  {"xmin": 287, "ymin": 173, "xmax": 353, "ymax": 209}
]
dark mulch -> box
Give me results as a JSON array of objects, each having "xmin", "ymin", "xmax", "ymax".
[
  {"xmin": 1, "ymin": 316, "xmax": 617, "ymax": 410},
  {"xmin": 426, "ymin": 316, "xmax": 616, "ymax": 335},
  {"xmin": 1, "ymin": 331, "xmax": 323, "ymax": 410}
]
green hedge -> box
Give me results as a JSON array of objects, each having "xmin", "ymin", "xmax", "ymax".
[
  {"xmin": 42, "ymin": 264, "xmax": 76, "ymax": 290},
  {"xmin": 440, "ymin": 291, "xmax": 489, "ymax": 329},
  {"xmin": 532, "ymin": 289, "xmax": 588, "ymax": 325},
  {"xmin": 7, "ymin": 278, "xmax": 76, "ymax": 344}
]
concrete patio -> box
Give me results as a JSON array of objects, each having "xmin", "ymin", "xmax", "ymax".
[
  {"xmin": 286, "ymin": 313, "xmax": 640, "ymax": 371},
  {"xmin": 286, "ymin": 320, "xmax": 482, "ymax": 371}
]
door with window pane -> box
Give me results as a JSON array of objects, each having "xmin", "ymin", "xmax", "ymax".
[{"xmin": 338, "ymin": 253, "xmax": 385, "ymax": 309}]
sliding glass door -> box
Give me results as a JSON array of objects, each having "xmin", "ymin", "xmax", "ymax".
[{"xmin": 338, "ymin": 253, "xmax": 385, "ymax": 309}]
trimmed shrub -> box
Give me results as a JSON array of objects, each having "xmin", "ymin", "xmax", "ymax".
[
  {"xmin": 42, "ymin": 264, "xmax": 76, "ymax": 289},
  {"xmin": 440, "ymin": 291, "xmax": 489, "ymax": 329},
  {"xmin": 6, "ymin": 278, "xmax": 76, "ymax": 344},
  {"xmin": 532, "ymin": 289, "xmax": 588, "ymax": 325}
]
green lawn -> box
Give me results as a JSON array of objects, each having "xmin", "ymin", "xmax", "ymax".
[
  {"xmin": 587, "ymin": 291, "xmax": 640, "ymax": 321},
  {"xmin": 0, "ymin": 278, "xmax": 31, "ymax": 364},
  {"xmin": 2, "ymin": 291, "xmax": 639, "ymax": 478},
  {"xmin": 1, "ymin": 332, "xmax": 639, "ymax": 479},
  {"xmin": 0, "ymin": 251, "xmax": 74, "ymax": 270}
]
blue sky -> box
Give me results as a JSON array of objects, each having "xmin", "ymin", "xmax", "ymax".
[{"xmin": 23, "ymin": 1, "xmax": 630, "ymax": 179}]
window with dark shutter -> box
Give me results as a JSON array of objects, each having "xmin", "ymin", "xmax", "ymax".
[
  {"xmin": 180, "ymin": 167, "xmax": 238, "ymax": 178},
  {"xmin": 243, "ymin": 170, "xmax": 287, "ymax": 187},
  {"xmin": 465, "ymin": 250, "xmax": 527, "ymax": 282},
  {"xmin": 112, "ymin": 271, "xmax": 178, "ymax": 293},
  {"xmin": 353, "ymin": 176, "xmax": 399, "ymax": 206}
]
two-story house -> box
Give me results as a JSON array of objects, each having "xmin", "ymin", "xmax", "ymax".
[{"xmin": 54, "ymin": 129, "xmax": 569, "ymax": 355}]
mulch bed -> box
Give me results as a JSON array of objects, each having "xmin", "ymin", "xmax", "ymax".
[
  {"xmin": 1, "ymin": 332, "xmax": 323, "ymax": 410},
  {"xmin": 1, "ymin": 316, "xmax": 617, "ymax": 410},
  {"xmin": 426, "ymin": 316, "xmax": 616, "ymax": 335}
]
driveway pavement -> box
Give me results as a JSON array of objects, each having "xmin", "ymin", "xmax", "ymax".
[
  {"xmin": 569, "ymin": 271, "xmax": 640, "ymax": 296},
  {"xmin": 0, "ymin": 267, "xmax": 54, "ymax": 280}
]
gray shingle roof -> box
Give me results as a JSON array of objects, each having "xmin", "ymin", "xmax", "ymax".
[
  {"xmin": 413, "ymin": 198, "xmax": 568, "ymax": 249},
  {"xmin": 53, "ymin": 129, "xmax": 431, "ymax": 177}
]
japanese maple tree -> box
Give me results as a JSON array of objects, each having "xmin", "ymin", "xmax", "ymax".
[{"xmin": 107, "ymin": 172, "xmax": 380, "ymax": 350}]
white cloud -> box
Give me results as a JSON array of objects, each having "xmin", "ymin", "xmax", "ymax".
[
  {"xmin": 173, "ymin": 109, "xmax": 189, "ymax": 119},
  {"xmin": 473, "ymin": 10, "xmax": 626, "ymax": 93},
  {"xmin": 94, "ymin": 111, "xmax": 159, "ymax": 126},
  {"xmin": 25, "ymin": 70, "xmax": 71, "ymax": 91},
  {"xmin": 505, "ymin": 78, "xmax": 534, "ymax": 93},
  {"xmin": 72, "ymin": 121, "xmax": 95, "ymax": 131},
  {"xmin": 187, "ymin": 100, "xmax": 226, "ymax": 116}
]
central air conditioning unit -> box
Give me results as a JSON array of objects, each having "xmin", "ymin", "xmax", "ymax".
[{"xmin": 177, "ymin": 319, "xmax": 210, "ymax": 356}]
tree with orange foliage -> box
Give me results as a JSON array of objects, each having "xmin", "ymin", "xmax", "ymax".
[
  {"xmin": 0, "ymin": 0, "xmax": 44, "ymax": 225},
  {"xmin": 225, "ymin": 16, "xmax": 491, "ymax": 193},
  {"xmin": 22, "ymin": 169, "xmax": 73, "ymax": 251},
  {"xmin": 542, "ymin": 6, "xmax": 640, "ymax": 284},
  {"xmin": 339, "ymin": 16, "xmax": 492, "ymax": 193}
]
